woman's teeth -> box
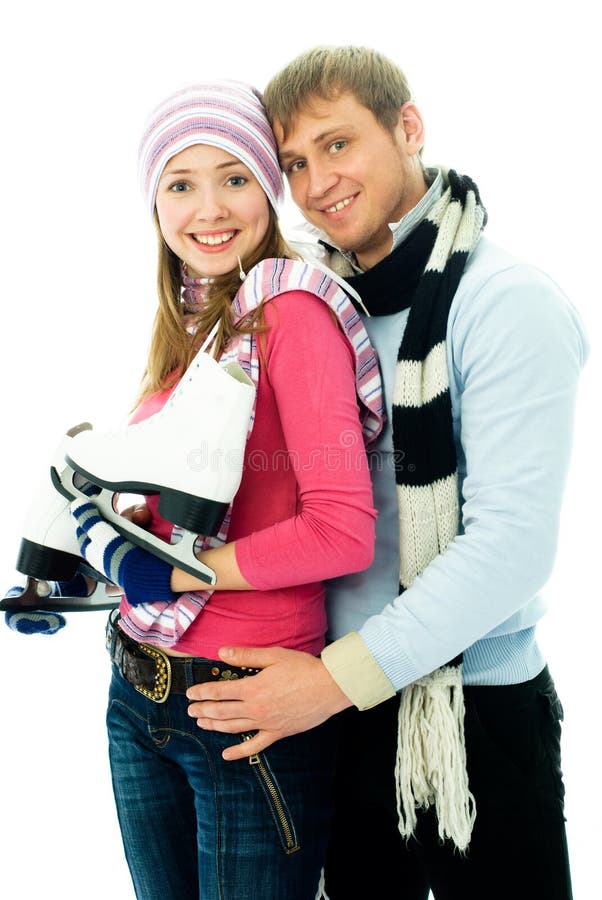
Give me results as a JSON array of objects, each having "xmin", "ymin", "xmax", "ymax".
[{"xmin": 193, "ymin": 231, "xmax": 235, "ymax": 245}]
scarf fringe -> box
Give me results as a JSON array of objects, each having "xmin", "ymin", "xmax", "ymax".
[
  {"xmin": 315, "ymin": 867, "xmax": 328, "ymax": 900},
  {"xmin": 395, "ymin": 663, "xmax": 476, "ymax": 853}
]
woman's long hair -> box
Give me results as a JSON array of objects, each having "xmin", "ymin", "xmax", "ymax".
[{"xmin": 135, "ymin": 206, "xmax": 293, "ymax": 405}]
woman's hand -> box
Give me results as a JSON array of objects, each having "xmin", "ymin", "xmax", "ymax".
[
  {"xmin": 70, "ymin": 498, "xmax": 177, "ymax": 605},
  {"xmin": 119, "ymin": 501, "xmax": 152, "ymax": 528}
]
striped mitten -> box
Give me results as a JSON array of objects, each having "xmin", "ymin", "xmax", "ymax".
[
  {"xmin": 70, "ymin": 499, "xmax": 178, "ymax": 607},
  {"xmin": 4, "ymin": 602, "xmax": 66, "ymax": 635}
]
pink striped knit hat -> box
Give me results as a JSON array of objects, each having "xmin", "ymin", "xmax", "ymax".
[{"xmin": 138, "ymin": 80, "xmax": 284, "ymax": 215}]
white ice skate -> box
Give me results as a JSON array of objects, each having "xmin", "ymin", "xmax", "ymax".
[
  {"xmin": 57, "ymin": 321, "xmax": 254, "ymax": 585},
  {"xmin": 2, "ymin": 424, "xmax": 119, "ymax": 613}
]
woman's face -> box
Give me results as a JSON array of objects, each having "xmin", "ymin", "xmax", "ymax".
[{"xmin": 155, "ymin": 144, "xmax": 271, "ymax": 279}]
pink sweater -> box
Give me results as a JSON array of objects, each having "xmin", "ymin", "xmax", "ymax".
[{"xmin": 122, "ymin": 290, "xmax": 376, "ymax": 658}]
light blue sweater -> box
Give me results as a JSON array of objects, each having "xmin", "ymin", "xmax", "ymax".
[{"xmin": 324, "ymin": 175, "xmax": 589, "ymax": 689}]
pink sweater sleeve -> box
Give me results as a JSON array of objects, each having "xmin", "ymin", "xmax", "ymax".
[{"xmin": 234, "ymin": 290, "xmax": 377, "ymax": 591}]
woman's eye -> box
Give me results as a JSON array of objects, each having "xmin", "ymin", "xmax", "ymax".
[
  {"xmin": 227, "ymin": 175, "xmax": 247, "ymax": 187},
  {"xmin": 169, "ymin": 181, "xmax": 189, "ymax": 193}
]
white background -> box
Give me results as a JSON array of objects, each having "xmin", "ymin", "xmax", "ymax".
[{"xmin": 0, "ymin": 1, "xmax": 599, "ymax": 897}]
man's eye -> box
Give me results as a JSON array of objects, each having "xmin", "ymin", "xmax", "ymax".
[
  {"xmin": 329, "ymin": 140, "xmax": 347, "ymax": 154},
  {"xmin": 288, "ymin": 160, "xmax": 306, "ymax": 174}
]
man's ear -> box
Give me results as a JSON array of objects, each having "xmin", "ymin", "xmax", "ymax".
[{"xmin": 395, "ymin": 102, "xmax": 425, "ymax": 157}]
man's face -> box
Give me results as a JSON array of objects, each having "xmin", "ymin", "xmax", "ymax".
[{"xmin": 274, "ymin": 92, "xmax": 426, "ymax": 269}]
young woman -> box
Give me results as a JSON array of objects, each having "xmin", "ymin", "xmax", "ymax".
[{"xmin": 60, "ymin": 81, "xmax": 383, "ymax": 900}]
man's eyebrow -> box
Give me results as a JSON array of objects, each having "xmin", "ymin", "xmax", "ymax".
[{"xmin": 279, "ymin": 125, "xmax": 356, "ymax": 162}]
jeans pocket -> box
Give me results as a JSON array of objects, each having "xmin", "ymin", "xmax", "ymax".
[{"xmin": 239, "ymin": 733, "xmax": 301, "ymax": 855}]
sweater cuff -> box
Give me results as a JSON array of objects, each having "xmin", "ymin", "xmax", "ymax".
[
  {"xmin": 321, "ymin": 631, "xmax": 396, "ymax": 710},
  {"xmin": 121, "ymin": 547, "xmax": 179, "ymax": 607}
]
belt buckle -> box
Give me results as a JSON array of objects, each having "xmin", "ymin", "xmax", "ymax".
[{"xmin": 134, "ymin": 643, "xmax": 172, "ymax": 703}]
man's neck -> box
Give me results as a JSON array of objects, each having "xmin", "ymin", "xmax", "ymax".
[{"xmin": 355, "ymin": 167, "xmax": 432, "ymax": 270}]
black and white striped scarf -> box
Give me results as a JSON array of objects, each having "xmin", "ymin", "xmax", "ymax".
[{"xmin": 330, "ymin": 169, "xmax": 487, "ymax": 851}]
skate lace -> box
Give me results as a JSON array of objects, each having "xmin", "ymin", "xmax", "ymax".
[
  {"xmin": 166, "ymin": 319, "xmax": 223, "ymax": 407},
  {"xmin": 121, "ymin": 321, "xmax": 223, "ymax": 431}
]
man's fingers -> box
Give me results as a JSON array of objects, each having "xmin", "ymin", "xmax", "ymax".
[
  {"xmin": 192, "ymin": 715, "xmax": 257, "ymax": 735},
  {"xmin": 187, "ymin": 699, "xmax": 247, "ymax": 723},
  {"xmin": 222, "ymin": 730, "xmax": 281, "ymax": 761},
  {"xmin": 186, "ymin": 680, "xmax": 249, "ymax": 703},
  {"xmin": 218, "ymin": 645, "xmax": 292, "ymax": 669}
]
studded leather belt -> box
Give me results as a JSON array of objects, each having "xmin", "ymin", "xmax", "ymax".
[{"xmin": 106, "ymin": 610, "xmax": 260, "ymax": 703}]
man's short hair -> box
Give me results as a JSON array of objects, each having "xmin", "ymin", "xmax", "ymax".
[{"xmin": 263, "ymin": 45, "xmax": 413, "ymax": 138}]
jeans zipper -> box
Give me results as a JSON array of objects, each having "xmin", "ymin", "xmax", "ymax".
[{"xmin": 240, "ymin": 733, "xmax": 300, "ymax": 854}]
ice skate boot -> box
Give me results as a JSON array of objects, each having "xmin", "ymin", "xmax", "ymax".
[
  {"xmin": 14, "ymin": 424, "xmax": 95, "ymax": 583},
  {"xmin": 59, "ymin": 321, "xmax": 254, "ymax": 578},
  {"xmin": 2, "ymin": 424, "xmax": 119, "ymax": 612}
]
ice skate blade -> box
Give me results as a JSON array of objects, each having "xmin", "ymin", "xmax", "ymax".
[
  {"xmin": 54, "ymin": 466, "xmax": 217, "ymax": 587},
  {"xmin": 0, "ymin": 577, "xmax": 120, "ymax": 613},
  {"xmin": 64, "ymin": 455, "xmax": 229, "ymax": 536},
  {"xmin": 16, "ymin": 538, "xmax": 81, "ymax": 581}
]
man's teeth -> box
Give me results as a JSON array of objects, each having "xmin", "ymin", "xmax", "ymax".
[
  {"xmin": 194, "ymin": 231, "xmax": 235, "ymax": 245},
  {"xmin": 325, "ymin": 197, "xmax": 353, "ymax": 213}
]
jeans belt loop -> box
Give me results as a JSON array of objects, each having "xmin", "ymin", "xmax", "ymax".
[{"xmin": 105, "ymin": 608, "xmax": 120, "ymax": 656}]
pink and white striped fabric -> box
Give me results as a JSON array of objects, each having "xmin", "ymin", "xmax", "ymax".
[{"xmin": 138, "ymin": 81, "xmax": 284, "ymax": 214}]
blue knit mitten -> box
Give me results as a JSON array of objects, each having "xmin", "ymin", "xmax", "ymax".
[
  {"xmin": 70, "ymin": 499, "xmax": 178, "ymax": 606},
  {"xmin": 2, "ymin": 571, "xmax": 101, "ymax": 634},
  {"xmin": 4, "ymin": 600, "xmax": 66, "ymax": 635}
]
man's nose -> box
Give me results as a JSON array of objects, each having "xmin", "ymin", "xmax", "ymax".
[{"xmin": 307, "ymin": 163, "xmax": 339, "ymax": 200}]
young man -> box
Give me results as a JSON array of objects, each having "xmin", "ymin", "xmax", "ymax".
[{"xmin": 187, "ymin": 46, "xmax": 588, "ymax": 899}]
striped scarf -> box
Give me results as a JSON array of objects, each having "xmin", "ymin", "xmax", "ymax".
[
  {"xmin": 118, "ymin": 258, "xmax": 384, "ymax": 647},
  {"xmin": 338, "ymin": 170, "xmax": 487, "ymax": 851}
]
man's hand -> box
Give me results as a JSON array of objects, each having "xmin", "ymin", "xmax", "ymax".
[{"xmin": 186, "ymin": 645, "xmax": 352, "ymax": 760}]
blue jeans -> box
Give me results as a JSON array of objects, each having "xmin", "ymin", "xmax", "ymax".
[{"xmin": 107, "ymin": 662, "xmax": 337, "ymax": 900}]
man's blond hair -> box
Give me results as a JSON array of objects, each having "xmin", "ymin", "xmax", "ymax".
[{"xmin": 263, "ymin": 45, "xmax": 413, "ymax": 138}]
